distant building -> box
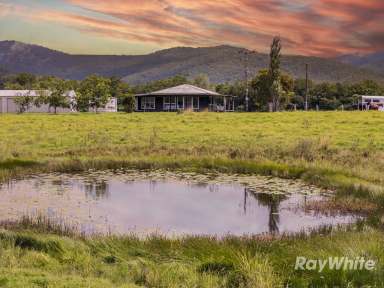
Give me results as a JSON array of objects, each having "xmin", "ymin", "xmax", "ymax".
[
  {"xmin": 0, "ymin": 90, "xmax": 117, "ymax": 113},
  {"xmin": 88, "ymin": 98, "xmax": 118, "ymax": 113},
  {"xmin": 361, "ymin": 96, "xmax": 384, "ymax": 111},
  {"xmin": 135, "ymin": 84, "xmax": 235, "ymax": 112}
]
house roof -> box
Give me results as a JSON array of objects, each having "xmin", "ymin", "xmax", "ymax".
[
  {"xmin": 0, "ymin": 90, "xmax": 76, "ymax": 98},
  {"xmin": 136, "ymin": 84, "xmax": 222, "ymax": 97}
]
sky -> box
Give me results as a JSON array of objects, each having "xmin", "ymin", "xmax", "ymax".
[{"xmin": 0, "ymin": 0, "xmax": 383, "ymax": 57}]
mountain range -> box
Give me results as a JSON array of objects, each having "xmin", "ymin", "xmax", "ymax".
[
  {"xmin": 336, "ymin": 52, "xmax": 384, "ymax": 75},
  {"xmin": 0, "ymin": 40, "xmax": 383, "ymax": 84}
]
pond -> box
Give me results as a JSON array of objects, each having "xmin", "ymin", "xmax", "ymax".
[{"xmin": 0, "ymin": 170, "xmax": 358, "ymax": 236}]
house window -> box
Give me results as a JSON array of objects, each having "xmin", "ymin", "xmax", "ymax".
[
  {"xmin": 163, "ymin": 96, "xmax": 177, "ymax": 110},
  {"xmin": 141, "ymin": 97, "xmax": 156, "ymax": 110},
  {"xmin": 193, "ymin": 96, "xmax": 199, "ymax": 110}
]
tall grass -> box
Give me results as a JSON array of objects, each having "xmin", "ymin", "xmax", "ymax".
[{"xmin": 0, "ymin": 222, "xmax": 382, "ymax": 287}]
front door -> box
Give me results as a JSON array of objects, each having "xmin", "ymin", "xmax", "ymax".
[{"xmin": 184, "ymin": 96, "xmax": 193, "ymax": 111}]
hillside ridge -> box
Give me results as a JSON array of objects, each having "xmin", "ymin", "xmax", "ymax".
[{"xmin": 0, "ymin": 40, "xmax": 383, "ymax": 84}]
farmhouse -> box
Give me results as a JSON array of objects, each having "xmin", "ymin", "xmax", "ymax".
[
  {"xmin": 135, "ymin": 84, "xmax": 235, "ymax": 112},
  {"xmin": 0, "ymin": 90, "xmax": 117, "ymax": 113}
]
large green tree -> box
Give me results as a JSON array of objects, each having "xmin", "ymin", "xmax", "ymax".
[
  {"xmin": 251, "ymin": 69, "xmax": 270, "ymax": 110},
  {"xmin": 36, "ymin": 78, "xmax": 70, "ymax": 114},
  {"xmin": 268, "ymin": 36, "xmax": 282, "ymax": 111},
  {"xmin": 121, "ymin": 93, "xmax": 135, "ymax": 113},
  {"xmin": 13, "ymin": 93, "xmax": 35, "ymax": 114},
  {"xmin": 109, "ymin": 77, "xmax": 135, "ymax": 112},
  {"xmin": 251, "ymin": 70, "xmax": 294, "ymax": 111},
  {"xmin": 77, "ymin": 75, "xmax": 112, "ymax": 113}
]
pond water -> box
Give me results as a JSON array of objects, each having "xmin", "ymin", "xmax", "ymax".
[{"xmin": 0, "ymin": 170, "xmax": 357, "ymax": 236}]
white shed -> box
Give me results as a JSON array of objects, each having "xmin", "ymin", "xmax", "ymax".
[{"xmin": 0, "ymin": 90, "xmax": 117, "ymax": 113}]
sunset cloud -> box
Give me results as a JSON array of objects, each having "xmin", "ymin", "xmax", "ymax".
[{"xmin": 0, "ymin": 0, "xmax": 383, "ymax": 56}]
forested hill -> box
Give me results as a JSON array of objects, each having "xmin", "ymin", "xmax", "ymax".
[
  {"xmin": 0, "ymin": 40, "xmax": 383, "ymax": 84},
  {"xmin": 336, "ymin": 52, "xmax": 384, "ymax": 75}
]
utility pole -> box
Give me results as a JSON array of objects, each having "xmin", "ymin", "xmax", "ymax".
[
  {"xmin": 305, "ymin": 63, "xmax": 309, "ymax": 111},
  {"xmin": 238, "ymin": 49, "xmax": 255, "ymax": 112},
  {"xmin": 245, "ymin": 52, "xmax": 249, "ymax": 112}
]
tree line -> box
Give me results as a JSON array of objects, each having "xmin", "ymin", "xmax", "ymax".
[
  {"xmin": 216, "ymin": 37, "xmax": 384, "ymax": 111},
  {"xmin": 0, "ymin": 74, "xmax": 135, "ymax": 113},
  {"xmin": 216, "ymin": 74, "xmax": 384, "ymax": 111},
  {"xmin": 1, "ymin": 37, "xmax": 383, "ymax": 113}
]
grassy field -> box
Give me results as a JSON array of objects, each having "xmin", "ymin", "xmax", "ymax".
[
  {"xmin": 1, "ymin": 111, "xmax": 384, "ymax": 287},
  {"xmin": 1, "ymin": 111, "xmax": 384, "ymax": 205}
]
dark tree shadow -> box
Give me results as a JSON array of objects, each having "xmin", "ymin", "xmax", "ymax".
[{"xmin": 246, "ymin": 189, "xmax": 287, "ymax": 234}]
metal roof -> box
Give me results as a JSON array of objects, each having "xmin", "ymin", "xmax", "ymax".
[
  {"xmin": 136, "ymin": 84, "xmax": 222, "ymax": 97},
  {"xmin": 0, "ymin": 90, "xmax": 76, "ymax": 97}
]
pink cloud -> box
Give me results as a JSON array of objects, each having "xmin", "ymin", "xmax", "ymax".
[{"xmin": 5, "ymin": 0, "xmax": 384, "ymax": 56}]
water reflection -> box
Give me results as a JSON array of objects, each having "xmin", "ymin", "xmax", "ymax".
[
  {"xmin": 0, "ymin": 173, "xmax": 358, "ymax": 236},
  {"xmin": 250, "ymin": 191, "xmax": 287, "ymax": 234},
  {"xmin": 84, "ymin": 180, "xmax": 110, "ymax": 199}
]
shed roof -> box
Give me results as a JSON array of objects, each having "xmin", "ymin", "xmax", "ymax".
[
  {"xmin": 0, "ymin": 90, "xmax": 76, "ymax": 98},
  {"xmin": 136, "ymin": 84, "xmax": 221, "ymax": 97},
  {"xmin": 0, "ymin": 90, "xmax": 42, "ymax": 97}
]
